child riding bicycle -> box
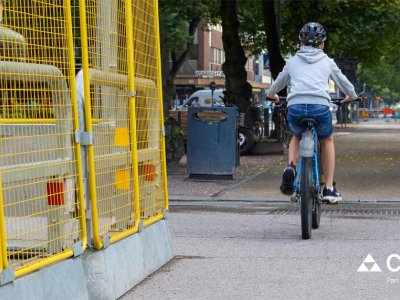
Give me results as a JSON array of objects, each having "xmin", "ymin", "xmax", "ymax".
[{"xmin": 267, "ymin": 22, "xmax": 357, "ymax": 204}]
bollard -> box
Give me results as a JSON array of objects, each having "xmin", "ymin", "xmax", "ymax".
[{"xmin": 263, "ymin": 108, "xmax": 269, "ymax": 136}]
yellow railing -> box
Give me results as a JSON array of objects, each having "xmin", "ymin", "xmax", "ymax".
[{"xmin": 0, "ymin": 0, "xmax": 167, "ymax": 280}]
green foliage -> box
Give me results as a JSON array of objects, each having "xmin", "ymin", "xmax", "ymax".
[
  {"xmin": 238, "ymin": 0, "xmax": 266, "ymax": 55},
  {"xmin": 164, "ymin": 117, "xmax": 184, "ymax": 162},
  {"xmin": 159, "ymin": 8, "xmax": 191, "ymax": 53},
  {"xmin": 158, "ymin": 0, "xmax": 400, "ymax": 104},
  {"xmin": 357, "ymin": 52, "xmax": 400, "ymax": 102},
  {"xmin": 260, "ymin": 0, "xmax": 400, "ymax": 100},
  {"xmin": 159, "ymin": 0, "xmax": 220, "ymax": 54},
  {"xmin": 280, "ymin": 0, "xmax": 400, "ymax": 67}
]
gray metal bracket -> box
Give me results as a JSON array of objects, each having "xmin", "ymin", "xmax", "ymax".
[
  {"xmin": 85, "ymin": 209, "xmax": 92, "ymax": 220},
  {"xmin": 73, "ymin": 242, "xmax": 84, "ymax": 257},
  {"xmin": 103, "ymin": 235, "xmax": 110, "ymax": 249},
  {"xmin": 162, "ymin": 126, "xmax": 166, "ymax": 137},
  {"xmin": 138, "ymin": 220, "xmax": 144, "ymax": 233},
  {"xmin": 0, "ymin": 268, "xmax": 15, "ymax": 286},
  {"xmin": 75, "ymin": 130, "xmax": 94, "ymax": 145},
  {"xmin": 163, "ymin": 209, "xmax": 169, "ymax": 220},
  {"xmin": 129, "ymin": 91, "xmax": 137, "ymax": 97}
]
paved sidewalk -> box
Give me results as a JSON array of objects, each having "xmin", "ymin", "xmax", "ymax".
[
  {"xmin": 167, "ymin": 150, "xmax": 286, "ymax": 201},
  {"xmin": 168, "ymin": 119, "xmax": 400, "ymax": 203}
]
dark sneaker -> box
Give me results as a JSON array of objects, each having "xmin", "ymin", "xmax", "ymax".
[
  {"xmin": 322, "ymin": 185, "xmax": 343, "ymax": 204},
  {"xmin": 280, "ymin": 164, "xmax": 296, "ymax": 195}
]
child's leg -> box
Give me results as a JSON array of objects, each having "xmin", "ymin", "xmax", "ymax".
[
  {"xmin": 320, "ymin": 135, "xmax": 335, "ymax": 188},
  {"xmin": 288, "ymin": 135, "xmax": 300, "ymax": 167}
]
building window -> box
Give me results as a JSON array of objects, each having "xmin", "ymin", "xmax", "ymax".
[{"xmin": 210, "ymin": 47, "xmax": 225, "ymax": 65}]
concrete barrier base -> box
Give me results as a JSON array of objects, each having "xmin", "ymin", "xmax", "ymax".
[{"xmin": 0, "ymin": 220, "xmax": 173, "ymax": 300}]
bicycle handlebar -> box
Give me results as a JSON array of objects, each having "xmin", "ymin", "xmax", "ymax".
[
  {"xmin": 266, "ymin": 96, "xmax": 362, "ymax": 107},
  {"xmin": 330, "ymin": 97, "xmax": 362, "ymax": 106}
]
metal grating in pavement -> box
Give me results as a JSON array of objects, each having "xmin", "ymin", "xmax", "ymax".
[
  {"xmin": 266, "ymin": 204, "xmax": 400, "ymax": 218},
  {"xmin": 170, "ymin": 203, "xmax": 400, "ymax": 218}
]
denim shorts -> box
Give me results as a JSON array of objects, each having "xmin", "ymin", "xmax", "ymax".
[{"xmin": 287, "ymin": 104, "xmax": 333, "ymax": 140}]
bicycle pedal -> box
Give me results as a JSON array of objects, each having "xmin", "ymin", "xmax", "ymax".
[{"xmin": 290, "ymin": 194, "xmax": 300, "ymax": 203}]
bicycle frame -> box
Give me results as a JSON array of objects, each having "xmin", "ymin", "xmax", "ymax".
[{"xmin": 294, "ymin": 123, "xmax": 320, "ymax": 193}]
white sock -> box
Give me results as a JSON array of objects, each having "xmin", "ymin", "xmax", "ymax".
[{"xmin": 326, "ymin": 186, "xmax": 334, "ymax": 192}]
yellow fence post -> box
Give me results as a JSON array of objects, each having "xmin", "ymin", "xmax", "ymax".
[
  {"xmin": 153, "ymin": 0, "xmax": 169, "ymax": 213},
  {"xmin": 0, "ymin": 175, "xmax": 8, "ymax": 270},
  {"xmin": 78, "ymin": 0, "xmax": 103, "ymax": 249},
  {"xmin": 64, "ymin": 0, "xmax": 87, "ymax": 252}
]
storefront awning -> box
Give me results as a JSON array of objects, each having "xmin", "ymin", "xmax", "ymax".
[{"xmin": 174, "ymin": 76, "xmax": 270, "ymax": 91}]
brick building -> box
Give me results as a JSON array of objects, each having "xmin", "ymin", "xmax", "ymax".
[{"xmin": 174, "ymin": 24, "xmax": 270, "ymax": 101}]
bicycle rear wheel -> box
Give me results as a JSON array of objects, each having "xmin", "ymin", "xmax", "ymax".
[
  {"xmin": 300, "ymin": 157, "xmax": 313, "ymax": 239},
  {"xmin": 312, "ymin": 144, "xmax": 322, "ymax": 229}
]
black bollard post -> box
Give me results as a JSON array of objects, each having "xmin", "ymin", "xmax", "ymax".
[{"xmin": 263, "ymin": 108, "xmax": 270, "ymax": 136}]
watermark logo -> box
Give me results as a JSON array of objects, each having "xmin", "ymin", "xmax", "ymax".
[{"xmin": 357, "ymin": 253, "xmax": 382, "ymax": 272}]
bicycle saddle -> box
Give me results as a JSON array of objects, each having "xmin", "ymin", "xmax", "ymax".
[{"xmin": 299, "ymin": 118, "xmax": 318, "ymax": 128}]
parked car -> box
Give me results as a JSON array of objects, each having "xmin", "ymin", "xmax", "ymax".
[{"xmin": 182, "ymin": 89, "xmax": 225, "ymax": 108}]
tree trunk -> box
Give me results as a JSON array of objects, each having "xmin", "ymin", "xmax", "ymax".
[
  {"xmin": 261, "ymin": 0, "xmax": 286, "ymax": 81},
  {"xmin": 220, "ymin": 0, "xmax": 252, "ymax": 126}
]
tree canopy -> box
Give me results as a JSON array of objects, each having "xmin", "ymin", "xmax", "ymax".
[
  {"xmin": 280, "ymin": 0, "xmax": 400, "ymax": 67},
  {"xmin": 158, "ymin": 0, "xmax": 400, "ymax": 104}
]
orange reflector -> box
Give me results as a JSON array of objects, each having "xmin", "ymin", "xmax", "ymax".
[
  {"xmin": 143, "ymin": 164, "xmax": 156, "ymax": 181},
  {"xmin": 46, "ymin": 182, "xmax": 64, "ymax": 205}
]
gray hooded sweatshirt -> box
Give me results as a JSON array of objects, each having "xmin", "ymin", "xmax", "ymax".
[{"xmin": 267, "ymin": 46, "xmax": 357, "ymax": 107}]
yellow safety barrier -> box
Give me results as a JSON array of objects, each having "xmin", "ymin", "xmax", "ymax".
[
  {"xmin": 132, "ymin": 0, "xmax": 168, "ymax": 228},
  {"xmin": 0, "ymin": 1, "xmax": 86, "ymax": 278},
  {"xmin": 77, "ymin": 0, "xmax": 168, "ymax": 249},
  {"xmin": 0, "ymin": 0, "xmax": 168, "ymax": 279}
]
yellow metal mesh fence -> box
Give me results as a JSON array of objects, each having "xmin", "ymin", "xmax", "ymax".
[
  {"xmin": 78, "ymin": 0, "xmax": 135, "ymax": 244},
  {"xmin": 132, "ymin": 0, "xmax": 167, "ymax": 225},
  {"xmin": 78, "ymin": 0, "xmax": 167, "ymax": 247},
  {"xmin": 0, "ymin": 0, "xmax": 86, "ymax": 276},
  {"xmin": 0, "ymin": 0, "xmax": 167, "ymax": 276}
]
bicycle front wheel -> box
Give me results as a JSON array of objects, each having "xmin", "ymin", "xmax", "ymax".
[{"xmin": 300, "ymin": 157, "xmax": 313, "ymax": 239}]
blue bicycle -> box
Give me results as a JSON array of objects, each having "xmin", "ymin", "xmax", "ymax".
[
  {"xmin": 294, "ymin": 114, "xmax": 323, "ymax": 239},
  {"xmin": 289, "ymin": 98, "xmax": 360, "ymax": 239}
]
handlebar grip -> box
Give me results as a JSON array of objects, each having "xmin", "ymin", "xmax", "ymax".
[{"xmin": 330, "ymin": 97, "xmax": 362, "ymax": 106}]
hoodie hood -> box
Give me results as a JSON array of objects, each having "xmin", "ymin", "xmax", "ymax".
[{"xmin": 296, "ymin": 46, "xmax": 327, "ymax": 64}]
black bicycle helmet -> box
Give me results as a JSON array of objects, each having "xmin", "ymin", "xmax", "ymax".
[{"xmin": 299, "ymin": 22, "xmax": 326, "ymax": 47}]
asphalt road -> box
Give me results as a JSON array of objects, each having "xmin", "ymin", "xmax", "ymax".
[
  {"xmin": 122, "ymin": 119, "xmax": 400, "ymax": 300},
  {"xmin": 124, "ymin": 205, "xmax": 400, "ymax": 300}
]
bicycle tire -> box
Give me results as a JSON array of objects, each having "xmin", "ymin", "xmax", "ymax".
[
  {"xmin": 283, "ymin": 126, "xmax": 293, "ymax": 148},
  {"xmin": 317, "ymin": 142, "xmax": 324, "ymax": 185},
  {"xmin": 300, "ymin": 157, "xmax": 313, "ymax": 239},
  {"xmin": 253, "ymin": 120, "xmax": 265, "ymax": 143},
  {"xmin": 312, "ymin": 198, "xmax": 320, "ymax": 229},
  {"xmin": 312, "ymin": 143, "xmax": 322, "ymax": 229},
  {"xmin": 238, "ymin": 126, "xmax": 255, "ymax": 155}
]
